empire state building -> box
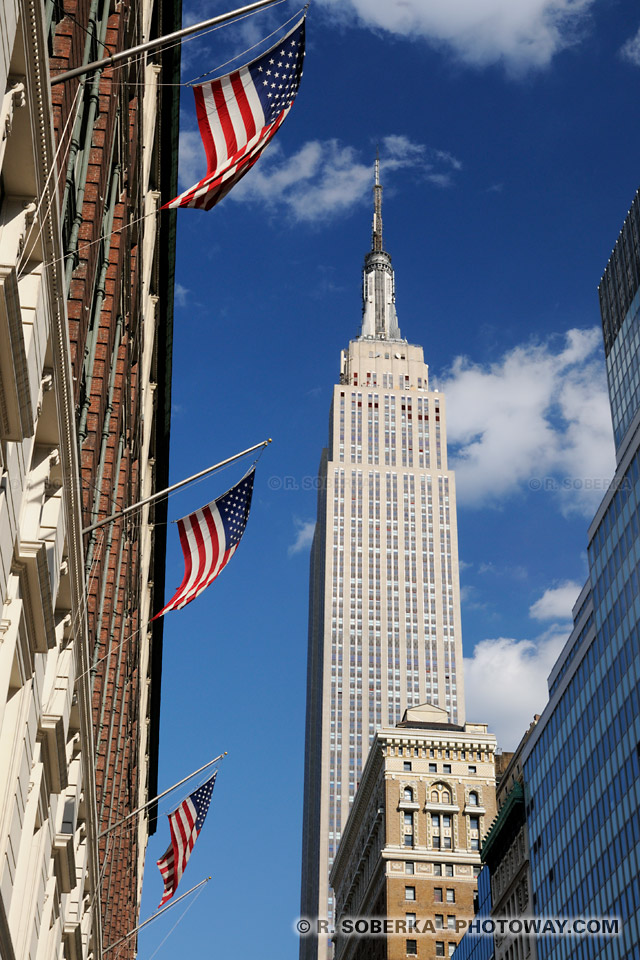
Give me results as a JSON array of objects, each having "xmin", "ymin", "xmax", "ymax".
[{"xmin": 300, "ymin": 160, "xmax": 466, "ymax": 956}]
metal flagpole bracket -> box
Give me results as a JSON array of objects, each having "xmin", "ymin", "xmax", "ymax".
[
  {"xmin": 50, "ymin": 0, "xmax": 287, "ymax": 86},
  {"xmin": 82, "ymin": 439, "xmax": 271, "ymax": 535}
]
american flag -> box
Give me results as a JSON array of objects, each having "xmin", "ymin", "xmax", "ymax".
[
  {"xmin": 163, "ymin": 16, "xmax": 305, "ymax": 211},
  {"xmin": 153, "ymin": 467, "xmax": 255, "ymax": 619},
  {"xmin": 156, "ymin": 772, "xmax": 217, "ymax": 907}
]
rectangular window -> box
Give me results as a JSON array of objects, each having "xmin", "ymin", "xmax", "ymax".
[
  {"xmin": 404, "ymin": 835, "xmax": 414, "ymax": 847},
  {"xmin": 468, "ymin": 765, "xmax": 477, "ymax": 774},
  {"xmin": 433, "ymin": 864, "xmax": 442, "ymax": 876},
  {"xmin": 443, "ymin": 764, "xmax": 451, "ymax": 774},
  {"xmin": 445, "ymin": 865, "xmax": 454, "ymax": 877},
  {"xmin": 434, "ymin": 888, "xmax": 443, "ymax": 902},
  {"xmin": 435, "ymin": 915, "xmax": 444, "ymax": 930},
  {"xmin": 405, "ymin": 886, "xmax": 416, "ymax": 901},
  {"xmin": 406, "ymin": 940, "xmax": 418, "ymax": 956},
  {"xmin": 443, "ymin": 837, "xmax": 452, "ymax": 849},
  {"xmin": 436, "ymin": 944, "xmax": 445, "ymax": 958},
  {"xmin": 406, "ymin": 862, "xmax": 415, "ymax": 875},
  {"xmin": 404, "ymin": 761, "xmax": 412, "ymax": 771},
  {"xmin": 446, "ymin": 889, "xmax": 455, "ymax": 903},
  {"xmin": 429, "ymin": 763, "xmax": 437, "ymax": 773},
  {"xmin": 447, "ymin": 917, "xmax": 456, "ymax": 930},
  {"xmin": 406, "ymin": 914, "xmax": 417, "ymax": 931}
]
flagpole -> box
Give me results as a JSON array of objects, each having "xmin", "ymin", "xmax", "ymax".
[
  {"xmin": 82, "ymin": 438, "xmax": 271, "ymax": 535},
  {"xmin": 51, "ymin": 0, "xmax": 288, "ymax": 86},
  {"xmin": 98, "ymin": 753, "xmax": 227, "ymax": 839},
  {"xmin": 102, "ymin": 877, "xmax": 211, "ymax": 954}
]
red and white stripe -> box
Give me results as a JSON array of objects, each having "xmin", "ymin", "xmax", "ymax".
[
  {"xmin": 157, "ymin": 797, "xmax": 198, "ymax": 907},
  {"xmin": 153, "ymin": 501, "xmax": 237, "ymax": 619}
]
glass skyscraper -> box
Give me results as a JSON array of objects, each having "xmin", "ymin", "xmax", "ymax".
[
  {"xmin": 520, "ymin": 188, "xmax": 640, "ymax": 959},
  {"xmin": 300, "ymin": 161, "xmax": 467, "ymax": 960}
]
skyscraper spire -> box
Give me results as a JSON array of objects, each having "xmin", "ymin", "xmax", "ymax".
[
  {"xmin": 372, "ymin": 147, "xmax": 383, "ymax": 252},
  {"xmin": 361, "ymin": 153, "xmax": 402, "ymax": 340}
]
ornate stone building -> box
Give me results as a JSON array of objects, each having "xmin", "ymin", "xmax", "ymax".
[
  {"xmin": 329, "ymin": 703, "xmax": 498, "ymax": 960},
  {"xmin": 0, "ymin": 0, "xmax": 179, "ymax": 956}
]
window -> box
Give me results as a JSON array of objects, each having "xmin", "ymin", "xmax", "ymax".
[
  {"xmin": 443, "ymin": 764, "xmax": 451, "ymax": 774},
  {"xmin": 404, "ymin": 761, "xmax": 412, "ymax": 772},
  {"xmin": 406, "ymin": 913, "xmax": 417, "ymax": 931},
  {"xmin": 435, "ymin": 915, "xmax": 444, "ymax": 929},
  {"xmin": 429, "ymin": 763, "xmax": 437, "ymax": 773},
  {"xmin": 468, "ymin": 765, "xmax": 477, "ymax": 774},
  {"xmin": 405, "ymin": 886, "xmax": 416, "ymax": 901},
  {"xmin": 404, "ymin": 835, "xmax": 414, "ymax": 847},
  {"xmin": 471, "ymin": 838, "xmax": 479, "ymax": 850},
  {"xmin": 442, "ymin": 815, "xmax": 451, "ymax": 829},
  {"xmin": 406, "ymin": 940, "xmax": 417, "ymax": 956},
  {"xmin": 404, "ymin": 787, "xmax": 414, "ymax": 802},
  {"xmin": 433, "ymin": 864, "xmax": 442, "ymax": 876},
  {"xmin": 445, "ymin": 865, "xmax": 454, "ymax": 877},
  {"xmin": 448, "ymin": 944, "xmax": 456, "ymax": 957},
  {"xmin": 434, "ymin": 888, "xmax": 443, "ymax": 902},
  {"xmin": 442, "ymin": 790, "xmax": 451, "ymax": 804},
  {"xmin": 446, "ymin": 889, "xmax": 455, "ymax": 903},
  {"xmin": 406, "ymin": 862, "xmax": 415, "ymax": 875},
  {"xmin": 447, "ymin": 916, "xmax": 456, "ymax": 930},
  {"xmin": 404, "ymin": 813, "xmax": 414, "ymax": 826},
  {"xmin": 468, "ymin": 792, "xmax": 478, "ymax": 806},
  {"xmin": 473, "ymin": 865, "xmax": 481, "ymax": 877},
  {"xmin": 443, "ymin": 837, "xmax": 452, "ymax": 849},
  {"xmin": 436, "ymin": 941, "xmax": 445, "ymax": 956}
]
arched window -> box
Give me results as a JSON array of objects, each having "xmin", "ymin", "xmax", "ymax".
[
  {"xmin": 404, "ymin": 787, "xmax": 414, "ymax": 802},
  {"xmin": 431, "ymin": 790, "xmax": 439, "ymax": 802},
  {"xmin": 441, "ymin": 790, "xmax": 451, "ymax": 804},
  {"xmin": 468, "ymin": 791, "xmax": 479, "ymax": 806}
]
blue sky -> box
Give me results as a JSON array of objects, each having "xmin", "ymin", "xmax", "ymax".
[{"xmin": 138, "ymin": 0, "xmax": 640, "ymax": 956}]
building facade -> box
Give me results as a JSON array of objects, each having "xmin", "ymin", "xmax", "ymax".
[
  {"xmin": 301, "ymin": 163, "xmax": 467, "ymax": 956},
  {"xmin": 477, "ymin": 721, "xmax": 538, "ymax": 960},
  {"xmin": 329, "ymin": 703, "xmax": 497, "ymax": 960},
  {"xmin": 518, "ymin": 188, "xmax": 640, "ymax": 960},
  {"xmin": 0, "ymin": 0, "xmax": 178, "ymax": 956}
]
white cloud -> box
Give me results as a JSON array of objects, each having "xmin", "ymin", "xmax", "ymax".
[
  {"xmin": 288, "ymin": 519, "xmax": 316, "ymax": 556},
  {"xmin": 464, "ymin": 627, "xmax": 567, "ymax": 748},
  {"xmin": 228, "ymin": 136, "xmax": 462, "ymax": 222},
  {"xmin": 620, "ymin": 26, "xmax": 640, "ymax": 66},
  {"xmin": 174, "ymin": 282, "xmax": 189, "ymax": 307},
  {"xmin": 178, "ymin": 128, "xmax": 206, "ymax": 191},
  {"xmin": 440, "ymin": 328, "xmax": 615, "ymax": 517},
  {"xmin": 529, "ymin": 580, "xmax": 582, "ymax": 620},
  {"xmin": 316, "ymin": 0, "xmax": 595, "ymax": 72}
]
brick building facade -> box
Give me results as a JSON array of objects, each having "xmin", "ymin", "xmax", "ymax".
[{"xmin": 0, "ymin": 0, "xmax": 179, "ymax": 955}]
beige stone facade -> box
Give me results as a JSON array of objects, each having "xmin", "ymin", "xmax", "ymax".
[
  {"xmin": 330, "ymin": 704, "xmax": 497, "ymax": 960},
  {"xmin": 480, "ymin": 720, "xmax": 539, "ymax": 960}
]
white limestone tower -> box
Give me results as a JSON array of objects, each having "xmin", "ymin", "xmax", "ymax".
[{"xmin": 300, "ymin": 159, "xmax": 466, "ymax": 959}]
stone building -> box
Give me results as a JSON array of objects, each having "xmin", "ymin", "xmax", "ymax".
[
  {"xmin": 0, "ymin": 0, "xmax": 179, "ymax": 956},
  {"xmin": 329, "ymin": 703, "xmax": 498, "ymax": 960}
]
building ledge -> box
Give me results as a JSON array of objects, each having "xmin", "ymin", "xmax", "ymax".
[{"xmin": 481, "ymin": 782, "xmax": 524, "ymax": 863}]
